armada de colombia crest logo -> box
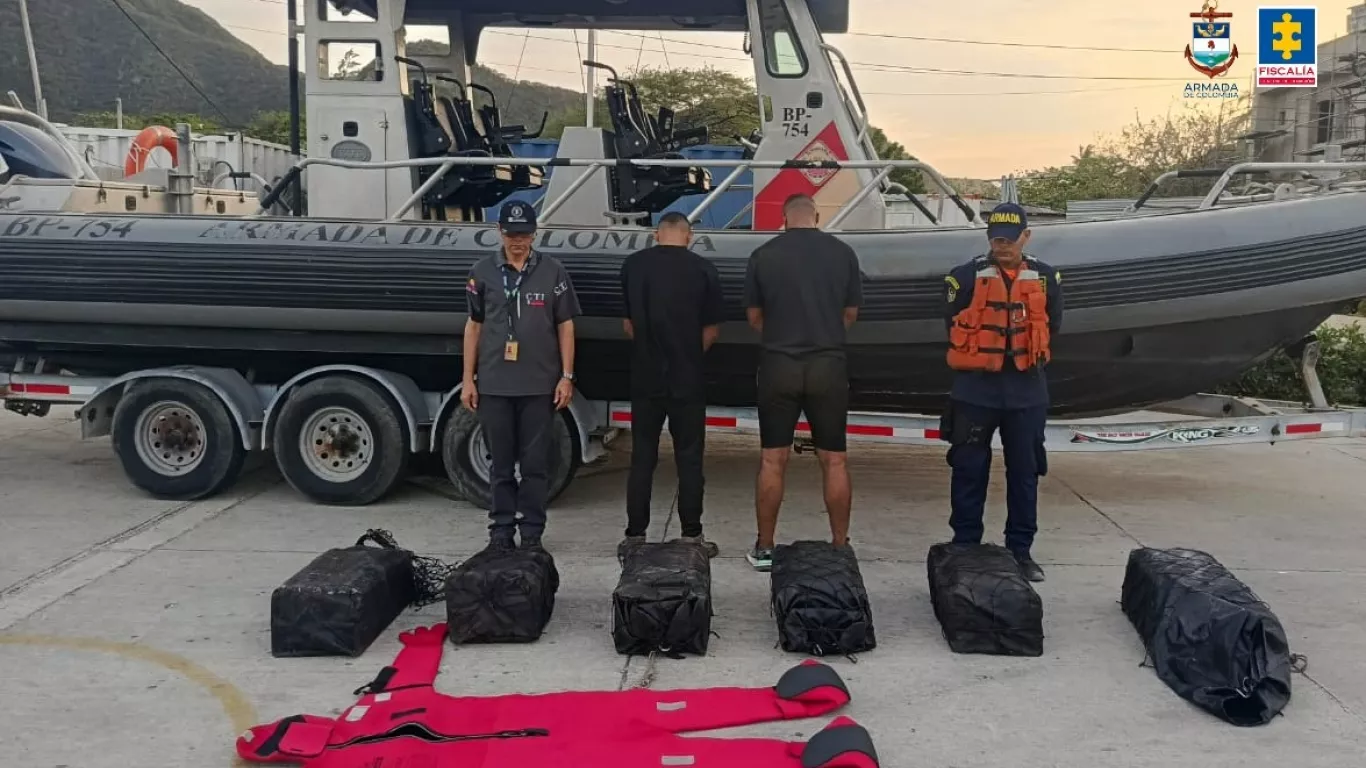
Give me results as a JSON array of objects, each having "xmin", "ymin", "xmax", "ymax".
[{"xmin": 1185, "ymin": 1, "xmax": 1239, "ymax": 78}]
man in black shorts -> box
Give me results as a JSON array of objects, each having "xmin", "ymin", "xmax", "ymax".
[{"xmin": 742, "ymin": 193, "xmax": 863, "ymax": 570}]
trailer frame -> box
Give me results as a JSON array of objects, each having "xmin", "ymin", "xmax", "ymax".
[{"xmin": 3, "ymin": 337, "xmax": 1363, "ymax": 508}]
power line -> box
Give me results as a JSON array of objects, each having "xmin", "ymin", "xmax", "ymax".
[
  {"xmin": 485, "ymin": 29, "xmax": 1192, "ymax": 82},
  {"xmin": 844, "ymin": 31, "xmax": 1174, "ymax": 54},
  {"xmin": 864, "ymin": 83, "xmax": 1178, "ymax": 97},
  {"xmin": 108, "ymin": 0, "xmax": 235, "ymax": 125}
]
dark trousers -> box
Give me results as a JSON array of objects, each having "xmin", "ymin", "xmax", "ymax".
[
  {"xmin": 626, "ymin": 394, "xmax": 706, "ymax": 538},
  {"xmin": 945, "ymin": 399, "xmax": 1049, "ymax": 556},
  {"xmin": 478, "ymin": 393, "xmax": 554, "ymax": 538}
]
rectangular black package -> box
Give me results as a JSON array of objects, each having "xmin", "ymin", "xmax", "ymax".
[
  {"xmin": 270, "ymin": 532, "xmax": 417, "ymax": 657},
  {"xmin": 446, "ymin": 547, "xmax": 560, "ymax": 644},
  {"xmin": 1121, "ymin": 546, "xmax": 1294, "ymax": 726},
  {"xmin": 611, "ymin": 541, "xmax": 713, "ymax": 656},
  {"xmin": 770, "ymin": 540, "xmax": 876, "ymax": 656},
  {"xmin": 927, "ymin": 542, "xmax": 1042, "ymax": 656}
]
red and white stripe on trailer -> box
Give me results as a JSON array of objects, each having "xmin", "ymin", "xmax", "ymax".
[
  {"xmin": 607, "ymin": 407, "xmax": 942, "ymax": 443},
  {"xmin": 1283, "ymin": 421, "xmax": 1346, "ymax": 435},
  {"xmin": 5, "ymin": 381, "xmax": 99, "ymax": 400}
]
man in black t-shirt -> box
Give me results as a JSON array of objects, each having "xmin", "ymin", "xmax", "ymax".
[
  {"xmin": 742, "ymin": 194, "xmax": 863, "ymax": 571},
  {"xmin": 617, "ymin": 212, "xmax": 725, "ymax": 562}
]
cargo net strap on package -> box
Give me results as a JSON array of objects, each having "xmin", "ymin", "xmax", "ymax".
[{"xmin": 357, "ymin": 528, "xmax": 455, "ymax": 608}]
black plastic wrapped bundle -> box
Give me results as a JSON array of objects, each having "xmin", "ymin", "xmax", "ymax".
[
  {"xmin": 1121, "ymin": 546, "xmax": 1294, "ymax": 726},
  {"xmin": 770, "ymin": 540, "xmax": 876, "ymax": 656},
  {"xmin": 927, "ymin": 542, "xmax": 1043, "ymax": 656},
  {"xmin": 611, "ymin": 541, "xmax": 713, "ymax": 656},
  {"xmin": 270, "ymin": 530, "xmax": 419, "ymax": 657},
  {"xmin": 445, "ymin": 547, "xmax": 560, "ymax": 644}
]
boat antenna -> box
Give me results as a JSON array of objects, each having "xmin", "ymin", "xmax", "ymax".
[
  {"xmin": 287, "ymin": 0, "xmax": 302, "ymax": 169},
  {"xmin": 17, "ymin": 0, "xmax": 46, "ymax": 119}
]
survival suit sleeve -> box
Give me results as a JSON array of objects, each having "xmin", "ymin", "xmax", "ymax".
[{"xmin": 355, "ymin": 623, "xmax": 446, "ymax": 694}]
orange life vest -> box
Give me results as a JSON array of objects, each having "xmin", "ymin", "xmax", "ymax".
[{"xmin": 947, "ymin": 261, "xmax": 1051, "ymax": 373}]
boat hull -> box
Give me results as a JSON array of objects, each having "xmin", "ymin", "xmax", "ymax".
[{"xmin": 0, "ymin": 192, "xmax": 1363, "ymax": 417}]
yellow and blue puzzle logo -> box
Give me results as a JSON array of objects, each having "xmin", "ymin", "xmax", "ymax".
[{"xmin": 1257, "ymin": 6, "xmax": 1317, "ymax": 87}]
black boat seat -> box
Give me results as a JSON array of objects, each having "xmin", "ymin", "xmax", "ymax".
[{"xmin": 601, "ymin": 78, "xmax": 711, "ymax": 216}]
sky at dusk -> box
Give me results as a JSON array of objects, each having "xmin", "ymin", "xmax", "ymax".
[{"xmin": 183, "ymin": 0, "xmax": 1364, "ymax": 179}]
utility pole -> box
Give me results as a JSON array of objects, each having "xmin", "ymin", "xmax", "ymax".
[
  {"xmin": 585, "ymin": 29, "xmax": 596, "ymax": 127},
  {"xmin": 18, "ymin": 0, "xmax": 46, "ymax": 118}
]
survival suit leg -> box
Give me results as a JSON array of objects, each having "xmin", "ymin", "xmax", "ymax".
[{"xmin": 600, "ymin": 658, "xmax": 853, "ymax": 734}]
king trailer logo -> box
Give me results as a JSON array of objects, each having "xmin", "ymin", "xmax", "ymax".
[{"xmin": 1183, "ymin": 2, "xmax": 1242, "ymax": 99}]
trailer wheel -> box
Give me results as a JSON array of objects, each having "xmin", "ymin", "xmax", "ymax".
[
  {"xmin": 271, "ymin": 375, "xmax": 408, "ymax": 506},
  {"xmin": 111, "ymin": 379, "xmax": 245, "ymax": 500},
  {"xmin": 441, "ymin": 405, "xmax": 579, "ymax": 509}
]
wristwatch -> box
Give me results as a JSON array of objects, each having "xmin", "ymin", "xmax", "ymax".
[{"xmin": 561, "ymin": 372, "xmax": 575, "ymax": 382}]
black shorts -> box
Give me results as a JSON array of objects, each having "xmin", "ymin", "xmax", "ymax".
[{"xmin": 756, "ymin": 352, "xmax": 849, "ymax": 452}]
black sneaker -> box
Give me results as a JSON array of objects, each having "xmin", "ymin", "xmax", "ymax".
[
  {"xmin": 1014, "ymin": 552, "xmax": 1045, "ymax": 583},
  {"xmin": 485, "ymin": 532, "xmax": 516, "ymax": 553},
  {"xmin": 617, "ymin": 535, "xmax": 646, "ymax": 564},
  {"xmin": 746, "ymin": 540, "xmax": 773, "ymax": 571},
  {"xmin": 519, "ymin": 534, "xmax": 545, "ymax": 552},
  {"xmin": 674, "ymin": 535, "xmax": 720, "ymax": 559}
]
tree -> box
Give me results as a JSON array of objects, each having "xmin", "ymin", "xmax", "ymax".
[
  {"xmin": 544, "ymin": 65, "xmax": 760, "ymax": 145},
  {"xmin": 244, "ymin": 110, "xmax": 303, "ymax": 147},
  {"xmin": 1014, "ymin": 96, "xmax": 1253, "ymax": 210},
  {"xmin": 73, "ymin": 110, "xmax": 221, "ymax": 133},
  {"xmin": 866, "ymin": 125, "xmax": 925, "ymax": 195}
]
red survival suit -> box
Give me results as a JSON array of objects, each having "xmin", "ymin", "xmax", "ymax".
[{"xmin": 237, "ymin": 623, "xmax": 880, "ymax": 768}]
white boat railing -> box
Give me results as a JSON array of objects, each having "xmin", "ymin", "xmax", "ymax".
[
  {"xmin": 1129, "ymin": 161, "xmax": 1366, "ymax": 212},
  {"xmin": 254, "ymin": 155, "xmax": 982, "ymax": 231}
]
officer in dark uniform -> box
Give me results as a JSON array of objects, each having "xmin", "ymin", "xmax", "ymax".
[
  {"xmin": 462, "ymin": 200, "xmax": 582, "ymax": 553},
  {"xmin": 940, "ymin": 202, "xmax": 1063, "ymax": 582}
]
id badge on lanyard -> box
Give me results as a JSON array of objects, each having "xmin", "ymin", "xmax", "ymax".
[{"xmin": 502, "ymin": 261, "xmax": 529, "ymax": 361}]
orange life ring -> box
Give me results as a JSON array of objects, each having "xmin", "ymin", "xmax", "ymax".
[{"xmin": 124, "ymin": 125, "xmax": 179, "ymax": 177}]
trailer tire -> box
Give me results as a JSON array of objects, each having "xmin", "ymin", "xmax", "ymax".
[
  {"xmin": 111, "ymin": 379, "xmax": 245, "ymax": 500},
  {"xmin": 441, "ymin": 405, "xmax": 579, "ymax": 510},
  {"xmin": 271, "ymin": 375, "xmax": 408, "ymax": 506}
]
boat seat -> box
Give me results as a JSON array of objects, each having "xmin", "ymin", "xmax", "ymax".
[
  {"xmin": 601, "ymin": 79, "xmax": 711, "ymax": 216},
  {"xmin": 474, "ymin": 104, "xmax": 543, "ymax": 190}
]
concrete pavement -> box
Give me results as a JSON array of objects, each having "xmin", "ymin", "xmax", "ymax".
[{"xmin": 0, "ymin": 409, "xmax": 1363, "ymax": 766}]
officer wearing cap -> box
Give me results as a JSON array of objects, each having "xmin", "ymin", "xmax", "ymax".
[
  {"xmin": 462, "ymin": 200, "xmax": 582, "ymax": 553},
  {"xmin": 940, "ymin": 202, "xmax": 1063, "ymax": 583}
]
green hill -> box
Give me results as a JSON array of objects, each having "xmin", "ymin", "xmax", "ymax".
[{"xmin": 0, "ymin": 0, "xmax": 582, "ymax": 134}]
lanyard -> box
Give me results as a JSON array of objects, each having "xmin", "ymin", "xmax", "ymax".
[{"xmin": 500, "ymin": 255, "xmax": 534, "ymax": 339}]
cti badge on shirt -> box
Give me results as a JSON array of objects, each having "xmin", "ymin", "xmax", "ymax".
[{"xmin": 504, "ymin": 340, "xmax": 519, "ymax": 361}]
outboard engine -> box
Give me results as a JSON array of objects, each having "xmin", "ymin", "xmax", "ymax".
[{"xmin": 0, "ymin": 120, "xmax": 79, "ymax": 183}]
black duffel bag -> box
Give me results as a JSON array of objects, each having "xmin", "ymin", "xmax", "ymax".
[
  {"xmin": 770, "ymin": 540, "xmax": 876, "ymax": 656},
  {"xmin": 270, "ymin": 529, "xmax": 451, "ymax": 657},
  {"xmin": 1121, "ymin": 546, "xmax": 1296, "ymax": 726},
  {"xmin": 612, "ymin": 541, "xmax": 713, "ymax": 657},
  {"xmin": 446, "ymin": 546, "xmax": 560, "ymax": 644},
  {"xmin": 927, "ymin": 542, "xmax": 1043, "ymax": 656}
]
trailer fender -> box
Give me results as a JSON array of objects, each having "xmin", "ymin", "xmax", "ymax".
[
  {"xmin": 262, "ymin": 365, "xmax": 430, "ymax": 453},
  {"xmin": 430, "ymin": 383, "xmax": 605, "ymax": 464},
  {"xmin": 78, "ymin": 366, "xmax": 262, "ymax": 450}
]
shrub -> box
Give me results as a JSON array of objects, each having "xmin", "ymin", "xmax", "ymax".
[{"xmin": 1215, "ymin": 323, "xmax": 1366, "ymax": 406}]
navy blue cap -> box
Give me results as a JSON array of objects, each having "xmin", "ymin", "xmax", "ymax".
[
  {"xmin": 985, "ymin": 202, "xmax": 1027, "ymax": 241},
  {"xmin": 498, "ymin": 200, "xmax": 537, "ymax": 234}
]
